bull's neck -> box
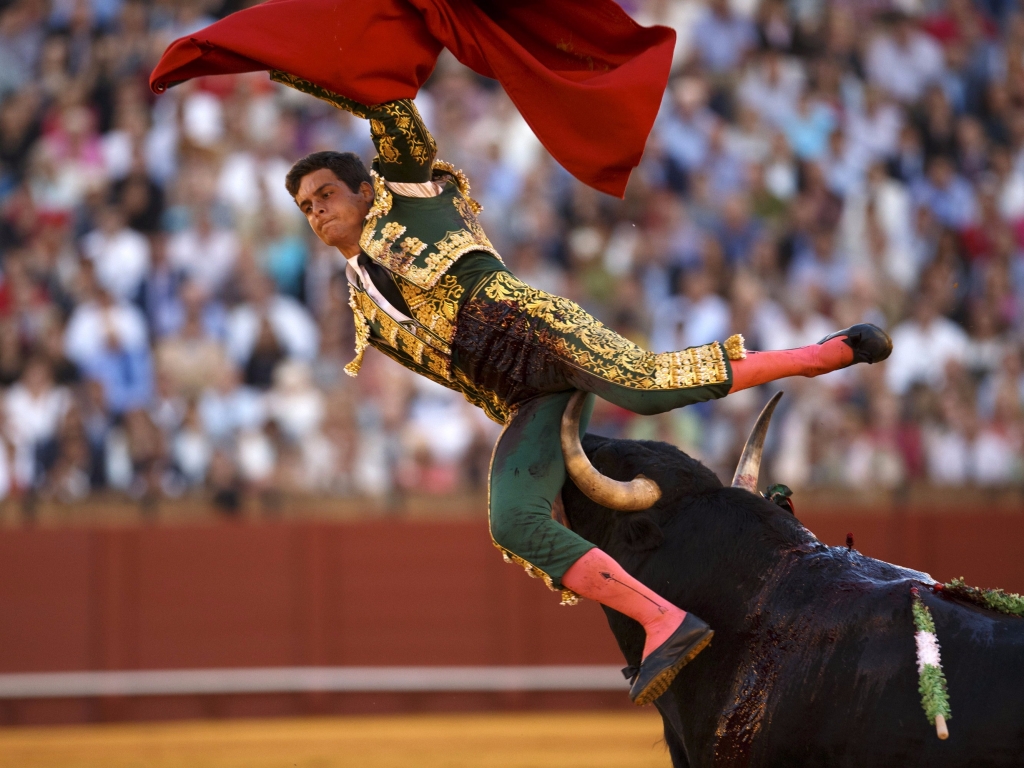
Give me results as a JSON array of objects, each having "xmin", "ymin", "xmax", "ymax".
[{"xmin": 609, "ymin": 494, "xmax": 819, "ymax": 637}]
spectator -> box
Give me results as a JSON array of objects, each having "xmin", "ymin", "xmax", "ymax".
[
  {"xmin": 865, "ymin": 13, "xmax": 945, "ymax": 103},
  {"xmin": 156, "ymin": 281, "xmax": 228, "ymax": 400},
  {"xmin": 886, "ymin": 293, "xmax": 970, "ymax": 395},
  {"xmin": 166, "ymin": 206, "xmax": 241, "ymax": 297},
  {"xmin": 64, "ymin": 265, "xmax": 152, "ymax": 415},
  {"xmin": 3, "ymin": 357, "xmax": 69, "ymax": 490},
  {"xmin": 782, "ymin": 92, "xmax": 836, "ymax": 161},
  {"xmin": 738, "ymin": 49, "xmax": 806, "ymax": 129},
  {"xmin": 690, "ymin": 0, "xmax": 757, "ymax": 75},
  {"xmin": 845, "ymin": 86, "xmax": 903, "ymax": 164},
  {"xmin": 81, "ymin": 205, "xmax": 150, "ymax": 302},
  {"xmin": 651, "ymin": 266, "xmax": 730, "ymax": 353},
  {"xmin": 911, "ymin": 154, "xmax": 978, "ymax": 231},
  {"xmin": 226, "ymin": 270, "xmax": 318, "ymax": 388},
  {"xmin": 198, "ymin": 361, "xmax": 265, "ymax": 447}
]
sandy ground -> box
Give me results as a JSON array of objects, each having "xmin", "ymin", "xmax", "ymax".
[{"xmin": 0, "ymin": 711, "xmax": 671, "ymax": 768}]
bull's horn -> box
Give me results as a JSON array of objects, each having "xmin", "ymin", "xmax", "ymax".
[
  {"xmin": 731, "ymin": 391, "xmax": 783, "ymax": 493},
  {"xmin": 560, "ymin": 391, "xmax": 662, "ymax": 512}
]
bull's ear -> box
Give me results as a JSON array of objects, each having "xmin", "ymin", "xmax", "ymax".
[
  {"xmin": 731, "ymin": 392, "xmax": 783, "ymax": 493},
  {"xmin": 561, "ymin": 391, "xmax": 661, "ymax": 512}
]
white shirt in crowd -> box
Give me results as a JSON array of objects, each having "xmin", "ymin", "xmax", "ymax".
[
  {"xmin": 885, "ymin": 316, "xmax": 969, "ymax": 395},
  {"xmin": 218, "ymin": 151, "xmax": 296, "ymax": 217},
  {"xmin": 64, "ymin": 300, "xmax": 149, "ymax": 366},
  {"xmin": 81, "ymin": 225, "xmax": 151, "ymax": 301},
  {"xmin": 225, "ymin": 295, "xmax": 320, "ymax": 365},
  {"xmin": 167, "ymin": 226, "xmax": 241, "ymax": 296},
  {"xmin": 844, "ymin": 101, "xmax": 903, "ymax": 164},
  {"xmin": 4, "ymin": 383, "xmax": 70, "ymax": 488},
  {"xmin": 865, "ymin": 28, "xmax": 944, "ymax": 103},
  {"xmin": 925, "ymin": 425, "xmax": 1019, "ymax": 486},
  {"xmin": 650, "ymin": 294, "xmax": 731, "ymax": 353}
]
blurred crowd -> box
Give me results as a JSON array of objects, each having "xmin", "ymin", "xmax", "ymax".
[{"xmin": 0, "ymin": 0, "xmax": 1021, "ymax": 519}]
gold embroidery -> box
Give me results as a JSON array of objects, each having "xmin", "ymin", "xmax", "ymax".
[
  {"xmin": 269, "ymin": 71, "xmax": 372, "ymax": 117},
  {"xmin": 345, "ymin": 285, "xmax": 372, "ymax": 377},
  {"xmin": 398, "ymin": 273, "xmax": 465, "ymax": 345},
  {"xmin": 482, "ymin": 272, "xmax": 730, "ymax": 390},
  {"xmin": 380, "ymin": 222, "xmax": 406, "ymax": 241},
  {"xmin": 404, "ymin": 229, "xmax": 497, "ymax": 287},
  {"xmin": 361, "ymin": 212, "xmax": 501, "ymax": 289},
  {"xmin": 377, "ymin": 134, "xmax": 401, "ymax": 164},
  {"xmin": 724, "ymin": 333, "xmax": 747, "ymax": 360},
  {"xmin": 361, "ymin": 217, "xmax": 414, "ymax": 272},
  {"xmin": 383, "ymin": 101, "xmax": 436, "ymax": 167},
  {"xmin": 349, "ymin": 287, "xmax": 454, "ymax": 383},
  {"xmin": 432, "ymin": 160, "xmax": 482, "ymax": 214},
  {"xmin": 365, "ymin": 171, "xmax": 392, "ymax": 220},
  {"xmin": 401, "ymin": 237, "xmax": 426, "ymax": 256},
  {"xmin": 454, "ymin": 196, "xmax": 490, "ymax": 240}
]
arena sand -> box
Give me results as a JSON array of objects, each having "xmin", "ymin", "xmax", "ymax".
[{"xmin": 0, "ymin": 711, "xmax": 669, "ymax": 768}]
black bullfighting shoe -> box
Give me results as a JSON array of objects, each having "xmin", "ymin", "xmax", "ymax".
[
  {"xmin": 817, "ymin": 323, "xmax": 892, "ymax": 365},
  {"xmin": 626, "ymin": 613, "xmax": 713, "ymax": 706}
]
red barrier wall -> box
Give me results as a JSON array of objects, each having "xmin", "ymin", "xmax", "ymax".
[{"xmin": 1, "ymin": 508, "xmax": 1022, "ymax": 724}]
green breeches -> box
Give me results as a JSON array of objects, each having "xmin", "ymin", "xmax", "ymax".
[
  {"xmin": 488, "ymin": 375, "xmax": 731, "ymax": 598},
  {"xmin": 489, "ymin": 392, "xmax": 595, "ymax": 599},
  {"xmin": 460, "ymin": 272, "xmax": 737, "ymax": 598}
]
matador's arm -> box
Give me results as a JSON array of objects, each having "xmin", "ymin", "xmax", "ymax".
[{"xmin": 270, "ymin": 71, "xmax": 436, "ymax": 183}]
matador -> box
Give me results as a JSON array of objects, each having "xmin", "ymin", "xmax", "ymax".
[{"xmin": 278, "ymin": 77, "xmax": 893, "ymax": 705}]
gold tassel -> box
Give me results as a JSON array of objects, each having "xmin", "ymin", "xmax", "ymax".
[
  {"xmin": 496, "ymin": 544, "xmax": 580, "ymax": 606},
  {"xmin": 724, "ymin": 334, "xmax": 747, "ymax": 361}
]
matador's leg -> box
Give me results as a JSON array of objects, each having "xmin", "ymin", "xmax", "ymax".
[
  {"xmin": 488, "ymin": 392, "xmax": 595, "ymax": 596},
  {"xmin": 489, "ymin": 391, "xmax": 713, "ymax": 705},
  {"xmin": 727, "ymin": 324, "xmax": 892, "ymax": 393},
  {"xmin": 469, "ymin": 273, "xmax": 891, "ymax": 420},
  {"xmin": 563, "ymin": 324, "xmax": 891, "ymax": 416}
]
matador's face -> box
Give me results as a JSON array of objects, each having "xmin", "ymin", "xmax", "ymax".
[{"xmin": 294, "ymin": 169, "xmax": 373, "ymax": 253}]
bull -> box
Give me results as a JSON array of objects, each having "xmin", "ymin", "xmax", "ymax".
[{"xmin": 559, "ymin": 392, "xmax": 1024, "ymax": 767}]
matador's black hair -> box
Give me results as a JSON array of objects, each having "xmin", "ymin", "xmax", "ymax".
[{"xmin": 285, "ymin": 151, "xmax": 372, "ymax": 197}]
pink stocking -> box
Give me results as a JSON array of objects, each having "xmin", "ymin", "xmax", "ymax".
[
  {"xmin": 729, "ymin": 338, "xmax": 854, "ymax": 393},
  {"xmin": 562, "ymin": 548, "xmax": 685, "ymax": 659}
]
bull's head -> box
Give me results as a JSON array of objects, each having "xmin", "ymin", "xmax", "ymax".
[{"xmin": 560, "ymin": 391, "xmax": 784, "ymax": 511}]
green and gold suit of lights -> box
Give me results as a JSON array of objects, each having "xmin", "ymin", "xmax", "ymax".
[{"xmin": 274, "ymin": 72, "xmax": 746, "ymax": 603}]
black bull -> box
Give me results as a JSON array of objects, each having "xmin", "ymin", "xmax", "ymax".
[{"xmin": 563, "ymin": 434, "xmax": 1024, "ymax": 768}]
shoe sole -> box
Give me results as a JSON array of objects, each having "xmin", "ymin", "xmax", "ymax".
[{"xmin": 631, "ymin": 629, "xmax": 714, "ymax": 706}]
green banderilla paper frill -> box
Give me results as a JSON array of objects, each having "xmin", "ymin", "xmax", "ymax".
[
  {"xmin": 911, "ymin": 588, "xmax": 951, "ymax": 728},
  {"xmin": 941, "ymin": 577, "xmax": 1024, "ymax": 617}
]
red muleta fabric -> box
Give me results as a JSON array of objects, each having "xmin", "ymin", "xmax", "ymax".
[{"xmin": 149, "ymin": 0, "xmax": 675, "ymax": 198}]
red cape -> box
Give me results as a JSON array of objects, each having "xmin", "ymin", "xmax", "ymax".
[{"xmin": 150, "ymin": 0, "xmax": 674, "ymax": 198}]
